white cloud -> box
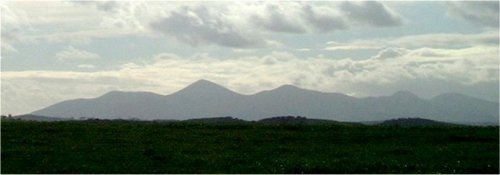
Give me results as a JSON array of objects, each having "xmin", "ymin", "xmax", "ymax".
[
  {"xmin": 56, "ymin": 46, "xmax": 100, "ymax": 61},
  {"xmin": 296, "ymin": 48, "xmax": 311, "ymax": 52},
  {"xmin": 370, "ymin": 47, "xmax": 409, "ymax": 59},
  {"xmin": 1, "ymin": 1, "xmax": 165, "ymax": 47},
  {"xmin": 325, "ymin": 41, "xmax": 381, "ymax": 51},
  {"xmin": 71, "ymin": 1, "xmax": 121, "ymax": 13},
  {"xmin": 447, "ymin": 1, "xmax": 499, "ymax": 27},
  {"xmin": 325, "ymin": 31, "xmax": 498, "ymax": 51},
  {"xmin": 78, "ymin": 64, "xmax": 96, "ymax": 69},
  {"xmin": 1, "ymin": 43, "xmax": 18, "ymax": 54},
  {"xmin": 394, "ymin": 31, "xmax": 498, "ymax": 48},
  {"xmin": 1, "ymin": 3, "xmax": 35, "ymax": 54}
]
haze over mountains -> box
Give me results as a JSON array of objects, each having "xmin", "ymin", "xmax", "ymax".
[{"xmin": 31, "ymin": 79, "xmax": 499, "ymax": 123}]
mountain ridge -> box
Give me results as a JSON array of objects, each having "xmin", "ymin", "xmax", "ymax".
[{"xmin": 31, "ymin": 79, "xmax": 499, "ymax": 123}]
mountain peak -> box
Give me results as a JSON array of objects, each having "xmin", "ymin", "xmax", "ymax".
[
  {"xmin": 173, "ymin": 79, "xmax": 239, "ymax": 96},
  {"xmin": 275, "ymin": 84, "xmax": 301, "ymax": 91},
  {"xmin": 391, "ymin": 91, "xmax": 418, "ymax": 98},
  {"xmin": 186, "ymin": 79, "xmax": 226, "ymax": 90},
  {"xmin": 191, "ymin": 79, "xmax": 217, "ymax": 86}
]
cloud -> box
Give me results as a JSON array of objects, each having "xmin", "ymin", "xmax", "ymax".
[
  {"xmin": 296, "ymin": 48, "xmax": 311, "ymax": 52},
  {"xmin": 394, "ymin": 31, "xmax": 499, "ymax": 48},
  {"xmin": 56, "ymin": 46, "xmax": 100, "ymax": 61},
  {"xmin": 250, "ymin": 3, "xmax": 307, "ymax": 33},
  {"xmin": 301, "ymin": 4, "xmax": 348, "ymax": 32},
  {"xmin": 370, "ymin": 47, "xmax": 409, "ymax": 59},
  {"xmin": 149, "ymin": 2, "xmax": 404, "ymax": 48},
  {"xmin": 77, "ymin": 64, "xmax": 96, "ymax": 69},
  {"xmin": 340, "ymin": 1, "xmax": 403, "ymax": 27},
  {"xmin": 3, "ymin": 1, "xmax": 405, "ymax": 49},
  {"xmin": 325, "ymin": 41, "xmax": 381, "ymax": 51},
  {"xmin": 68, "ymin": 1, "xmax": 159, "ymax": 31},
  {"xmin": 150, "ymin": 5, "xmax": 271, "ymax": 48},
  {"xmin": 71, "ymin": 1, "xmax": 120, "ymax": 13},
  {"xmin": 1, "ymin": 3, "xmax": 35, "ymax": 54},
  {"xmin": 1, "ymin": 1, "xmax": 163, "ymax": 48},
  {"xmin": 1, "ymin": 43, "xmax": 18, "ymax": 54},
  {"xmin": 325, "ymin": 31, "xmax": 498, "ymax": 51},
  {"xmin": 447, "ymin": 1, "xmax": 499, "ymax": 27}
]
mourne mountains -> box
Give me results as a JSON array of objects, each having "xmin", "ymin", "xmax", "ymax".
[{"xmin": 31, "ymin": 79, "xmax": 498, "ymax": 123}]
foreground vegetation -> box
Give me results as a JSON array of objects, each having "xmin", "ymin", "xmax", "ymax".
[{"xmin": 1, "ymin": 120, "xmax": 498, "ymax": 173}]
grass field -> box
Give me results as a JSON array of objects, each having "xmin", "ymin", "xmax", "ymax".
[{"xmin": 1, "ymin": 120, "xmax": 498, "ymax": 173}]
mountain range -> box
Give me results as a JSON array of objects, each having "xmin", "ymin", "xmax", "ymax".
[{"xmin": 31, "ymin": 79, "xmax": 499, "ymax": 123}]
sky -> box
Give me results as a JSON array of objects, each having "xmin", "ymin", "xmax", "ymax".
[{"xmin": 1, "ymin": 1, "xmax": 499, "ymax": 115}]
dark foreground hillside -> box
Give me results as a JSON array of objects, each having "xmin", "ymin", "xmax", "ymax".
[{"xmin": 1, "ymin": 121, "xmax": 498, "ymax": 173}]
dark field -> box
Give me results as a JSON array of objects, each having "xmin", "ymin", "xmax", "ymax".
[{"xmin": 1, "ymin": 121, "xmax": 498, "ymax": 173}]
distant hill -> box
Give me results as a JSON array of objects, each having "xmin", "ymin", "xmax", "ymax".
[
  {"xmin": 2, "ymin": 114, "xmax": 69, "ymax": 122},
  {"xmin": 379, "ymin": 118, "xmax": 453, "ymax": 126},
  {"xmin": 257, "ymin": 116, "xmax": 341, "ymax": 125},
  {"xmin": 31, "ymin": 79, "xmax": 499, "ymax": 123},
  {"xmin": 183, "ymin": 116, "xmax": 248, "ymax": 124}
]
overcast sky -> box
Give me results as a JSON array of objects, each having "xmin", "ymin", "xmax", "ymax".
[{"xmin": 1, "ymin": 1, "xmax": 499, "ymax": 115}]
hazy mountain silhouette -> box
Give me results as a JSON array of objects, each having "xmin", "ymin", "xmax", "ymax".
[
  {"xmin": 4, "ymin": 114, "xmax": 69, "ymax": 121},
  {"xmin": 183, "ymin": 116, "xmax": 248, "ymax": 124},
  {"xmin": 379, "ymin": 118, "xmax": 453, "ymax": 126},
  {"xmin": 31, "ymin": 79, "xmax": 499, "ymax": 123},
  {"xmin": 257, "ymin": 116, "xmax": 346, "ymax": 125}
]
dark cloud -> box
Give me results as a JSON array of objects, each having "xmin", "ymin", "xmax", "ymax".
[{"xmin": 340, "ymin": 1, "xmax": 403, "ymax": 27}]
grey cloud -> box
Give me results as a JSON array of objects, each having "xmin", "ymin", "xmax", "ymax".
[
  {"xmin": 149, "ymin": 2, "xmax": 405, "ymax": 47},
  {"xmin": 70, "ymin": 1, "xmax": 120, "ymax": 13},
  {"xmin": 292, "ymin": 2, "xmax": 403, "ymax": 33},
  {"xmin": 95, "ymin": 1, "xmax": 120, "ymax": 12},
  {"xmin": 250, "ymin": 4, "xmax": 306, "ymax": 34},
  {"xmin": 340, "ymin": 1, "xmax": 403, "ymax": 27},
  {"xmin": 302, "ymin": 4, "xmax": 348, "ymax": 32},
  {"xmin": 447, "ymin": 1, "xmax": 499, "ymax": 27},
  {"xmin": 251, "ymin": 2, "xmax": 402, "ymax": 34},
  {"xmin": 151, "ymin": 6, "xmax": 267, "ymax": 48}
]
